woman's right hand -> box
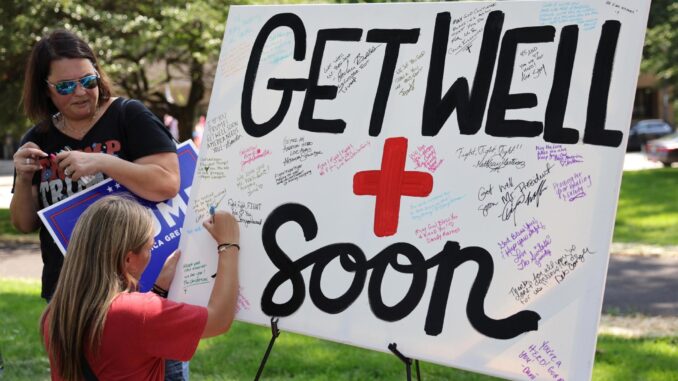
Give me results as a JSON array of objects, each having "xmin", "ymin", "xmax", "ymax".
[
  {"xmin": 202, "ymin": 211, "xmax": 240, "ymax": 248},
  {"xmin": 13, "ymin": 142, "xmax": 47, "ymax": 183}
]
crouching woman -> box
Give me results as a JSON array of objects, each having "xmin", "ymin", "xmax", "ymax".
[{"xmin": 41, "ymin": 195, "xmax": 240, "ymax": 380}]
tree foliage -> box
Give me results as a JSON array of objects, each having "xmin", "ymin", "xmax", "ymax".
[
  {"xmin": 642, "ymin": 0, "xmax": 678, "ymax": 93},
  {"xmin": 1, "ymin": 0, "xmax": 240, "ymax": 141}
]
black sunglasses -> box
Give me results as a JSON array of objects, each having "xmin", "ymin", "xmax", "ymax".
[{"xmin": 46, "ymin": 73, "xmax": 100, "ymax": 95}]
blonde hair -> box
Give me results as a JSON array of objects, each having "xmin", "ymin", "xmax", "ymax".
[{"xmin": 42, "ymin": 195, "xmax": 154, "ymax": 380}]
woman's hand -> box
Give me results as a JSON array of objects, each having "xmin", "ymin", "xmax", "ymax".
[
  {"xmin": 203, "ymin": 211, "xmax": 240, "ymax": 248},
  {"xmin": 155, "ymin": 250, "xmax": 181, "ymax": 291},
  {"xmin": 55, "ymin": 150, "xmax": 105, "ymax": 180},
  {"xmin": 13, "ymin": 142, "xmax": 46, "ymax": 183}
]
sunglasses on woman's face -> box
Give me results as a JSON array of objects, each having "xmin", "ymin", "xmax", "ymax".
[{"xmin": 46, "ymin": 73, "xmax": 100, "ymax": 95}]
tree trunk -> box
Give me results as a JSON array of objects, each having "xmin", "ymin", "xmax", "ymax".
[
  {"xmin": 176, "ymin": 59, "xmax": 206, "ymax": 142},
  {"xmin": 176, "ymin": 109, "xmax": 196, "ymax": 143}
]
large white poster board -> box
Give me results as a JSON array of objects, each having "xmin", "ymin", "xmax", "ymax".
[{"xmin": 170, "ymin": 1, "xmax": 650, "ymax": 379}]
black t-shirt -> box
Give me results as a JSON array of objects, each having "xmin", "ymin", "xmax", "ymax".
[{"xmin": 14, "ymin": 97, "xmax": 176, "ymax": 299}]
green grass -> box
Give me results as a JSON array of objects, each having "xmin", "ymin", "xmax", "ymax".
[
  {"xmin": 1, "ymin": 279, "xmax": 677, "ymax": 381},
  {"xmin": 0, "ymin": 279, "xmax": 50, "ymax": 380},
  {"xmin": 613, "ymin": 168, "xmax": 678, "ymax": 246},
  {"xmin": 0, "ymin": 209, "xmax": 39, "ymax": 243}
]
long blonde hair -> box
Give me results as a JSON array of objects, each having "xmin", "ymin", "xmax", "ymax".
[{"xmin": 41, "ymin": 195, "xmax": 154, "ymax": 380}]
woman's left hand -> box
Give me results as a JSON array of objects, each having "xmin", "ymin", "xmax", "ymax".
[
  {"xmin": 155, "ymin": 250, "xmax": 181, "ymax": 291},
  {"xmin": 56, "ymin": 150, "xmax": 105, "ymax": 180}
]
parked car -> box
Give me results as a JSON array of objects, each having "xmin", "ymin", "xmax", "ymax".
[
  {"xmin": 645, "ymin": 132, "xmax": 678, "ymax": 167},
  {"xmin": 626, "ymin": 119, "xmax": 673, "ymax": 151}
]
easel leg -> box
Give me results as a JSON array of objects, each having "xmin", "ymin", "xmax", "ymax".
[
  {"xmin": 254, "ymin": 317, "xmax": 280, "ymax": 381},
  {"xmin": 388, "ymin": 343, "xmax": 421, "ymax": 381}
]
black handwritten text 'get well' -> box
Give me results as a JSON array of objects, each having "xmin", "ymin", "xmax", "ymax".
[{"xmin": 242, "ymin": 11, "xmax": 623, "ymax": 147}]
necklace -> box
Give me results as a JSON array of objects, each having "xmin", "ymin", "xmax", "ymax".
[{"xmin": 53, "ymin": 108, "xmax": 100, "ymax": 139}]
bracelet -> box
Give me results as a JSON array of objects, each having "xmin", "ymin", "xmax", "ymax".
[
  {"xmin": 217, "ymin": 243, "xmax": 240, "ymax": 253},
  {"xmin": 151, "ymin": 284, "xmax": 168, "ymax": 298}
]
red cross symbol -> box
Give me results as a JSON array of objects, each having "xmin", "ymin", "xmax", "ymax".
[{"xmin": 353, "ymin": 137, "xmax": 433, "ymax": 237}]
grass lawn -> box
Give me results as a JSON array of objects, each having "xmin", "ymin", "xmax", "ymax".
[
  {"xmin": 0, "ymin": 209, "xmax": 38, "ymax": 243},
  {"xmin": 613, "ymin": 168, "xmax": 678, "ymax": 246},
  {"xmin": 1, "ymin": 279, "xmax": 677, "ymax": 381}
]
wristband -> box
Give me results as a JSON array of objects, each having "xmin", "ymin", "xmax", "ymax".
[
  {"xmin": 217, "ymin": 243, "xmax": 240, "ymax": 253},
  {"xmin": 151, "ymin": 284, "xmax": 168, "ymax": 298}
]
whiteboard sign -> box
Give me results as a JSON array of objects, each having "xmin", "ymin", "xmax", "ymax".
[{"xmin": 170, "ymin": 1, "xmax": 650, "ymax": 379}]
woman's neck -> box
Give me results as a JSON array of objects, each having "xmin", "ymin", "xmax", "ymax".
[{"xmin": 55, "ymin": 98, "xmax": 112, "ymax": 139}]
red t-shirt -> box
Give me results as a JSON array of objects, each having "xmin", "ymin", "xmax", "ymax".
[{"xmin": 45, "ymin": 292, "xmax": 208, "ymax": 381}]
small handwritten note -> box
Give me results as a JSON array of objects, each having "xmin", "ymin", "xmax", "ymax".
[
  {"xmin": 204, "ymin": 112, "xmax": 242, "ymax": 153},
  {"xmin": 227, "ymin": 198, "xmax": 263, "ymax": 228},
  {"xmin": 236, "ymin": 164, "xmax": 269, "ymax": 196},
  {"xmin": 283, "ymin": 136, "xmax": 323, "ymax": 166},
  {"xmin": 605, "ymin": 1, "xmax": 637, "ymax": 15},
  {"xmin": 497, "ymin": 165, "xmax": 553, "ymax": 225},
  {"xmin": 410, "ymin": 191, "xmax": 465, "ymax": 220},
  {"xmin": 182, "ymin": 260, "xmax": 210, "ymax": 292},
  {"xmin": 518, "ymin": 341, "xmax": 566, "ymax": 381},
  {"xmin": 275, "ymin": 164, "xmax": 312, "ymax": 186},
  {"xmin": 498, "ymin": 218, "xmax": 550, "ymax": 270},
  {"xmin": 241, "ymin": 146, "xmax": 272, "ymax": 168},
  {"xmin": 448, "ymin": 3, "xmax": 497, "ymax": 55},
  {"xmin": 536, "ymin": 145, "xmax": 583, "ymax": 167},
  {"xmin": 197, "ymin": 157, "xmax": 230, "ymax": 180},
  {"xmin": 192, "ymin": 189, "xmax": 229, "ymax": 224},
  {"xmin": 261, "ymin": 28, "xmax": 294, "ymax": 64},
  {"xmin": 456, "ymin": 144, "xmax": 525, "ymax": 173},
  {"xmin": 394, "ymin": 51, "xmax": 426, "ymax": 96},
  {"xmin": 518, "ymin": 46, "xmax": 547, "ymax": 82},
  {"xmin": 415, "ymin": 213, "xmax": 460, "ymax": 243},
  {"xmin": 236, "ymin": 288, "xmax": 252, "ymax": 313},
  {"xmin": 553, "ymin": 172, "xmax": 592, "ymax": 202},
  {"xmin": 539, "ymin": 1, "xmax": 599, "ymax": 30},
  {"xmin": 477, "ymin": 164, "xmax": 553, "ymax": 225},
  {"xmin": 509, "ymin": 245, "xmax": 594, "ymax": 304},
  {"xmin": 317, "ymin": 142, "xmax": 371, "ymax": 176},
  {"xmin": 409, "ymin": 144, "xmax": 444, "ymax": 173},
  {"xmin": 218, "ymin": 41, "xmax": 252, "ymax": 79},
  {"xmin": 323, "ymin": 44, "xmax": 383, "ymax": 94}
]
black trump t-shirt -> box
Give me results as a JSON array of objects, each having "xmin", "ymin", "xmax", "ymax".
[{"xmin": 14, "ymin": 98, "xmax": 176, "ymax": 299}]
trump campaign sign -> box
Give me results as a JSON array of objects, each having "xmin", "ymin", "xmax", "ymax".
[{"xmin": 38, "ymin": 141, "xmax": 197, "ymax": 291}]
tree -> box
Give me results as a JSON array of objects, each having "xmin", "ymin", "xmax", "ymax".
[
  {"xmin": 642, "ymin": 0, "xmax": 678, "ymax": 99},
  {"xmin": 1, "ymin": 0, "xmax": 241, "ymax": 142}
]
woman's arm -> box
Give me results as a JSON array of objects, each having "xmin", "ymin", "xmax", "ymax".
[
  {"xmin": 56, "ymin": 151, "xmax": 180, "ymax": 202},
  {"xmin": 201, "ymin": 211, "xmax": 240, "ymax": 338},
  {"xmin": 10, "ymin": 143, "xmax": 45, "ymax": 232}
]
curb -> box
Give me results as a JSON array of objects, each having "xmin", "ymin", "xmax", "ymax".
[{"xmin": 610, "ymin": 242, "xmax": 678, "ymax": 257}]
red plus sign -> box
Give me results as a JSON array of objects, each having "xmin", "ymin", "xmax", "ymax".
[{"xmin": 353, "ymin": 137, "xmax": 433, "ymax": 237}]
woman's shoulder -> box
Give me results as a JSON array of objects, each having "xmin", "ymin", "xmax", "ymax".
[
  {"xmin": 110, "ymin": 97, "xmax": 155, "ymax": 122},
  {"xmin": 109, "ymin": 292, "xmax": 162, "ymax": 314}
]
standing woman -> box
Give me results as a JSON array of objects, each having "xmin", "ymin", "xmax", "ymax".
[
  {"xmin": 11, "ymin": 29, "xmax": 179, "ymax": 301},
  {"xmin": 42, "ymin": 196, "xmax": 240, "ymax": 381}
]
